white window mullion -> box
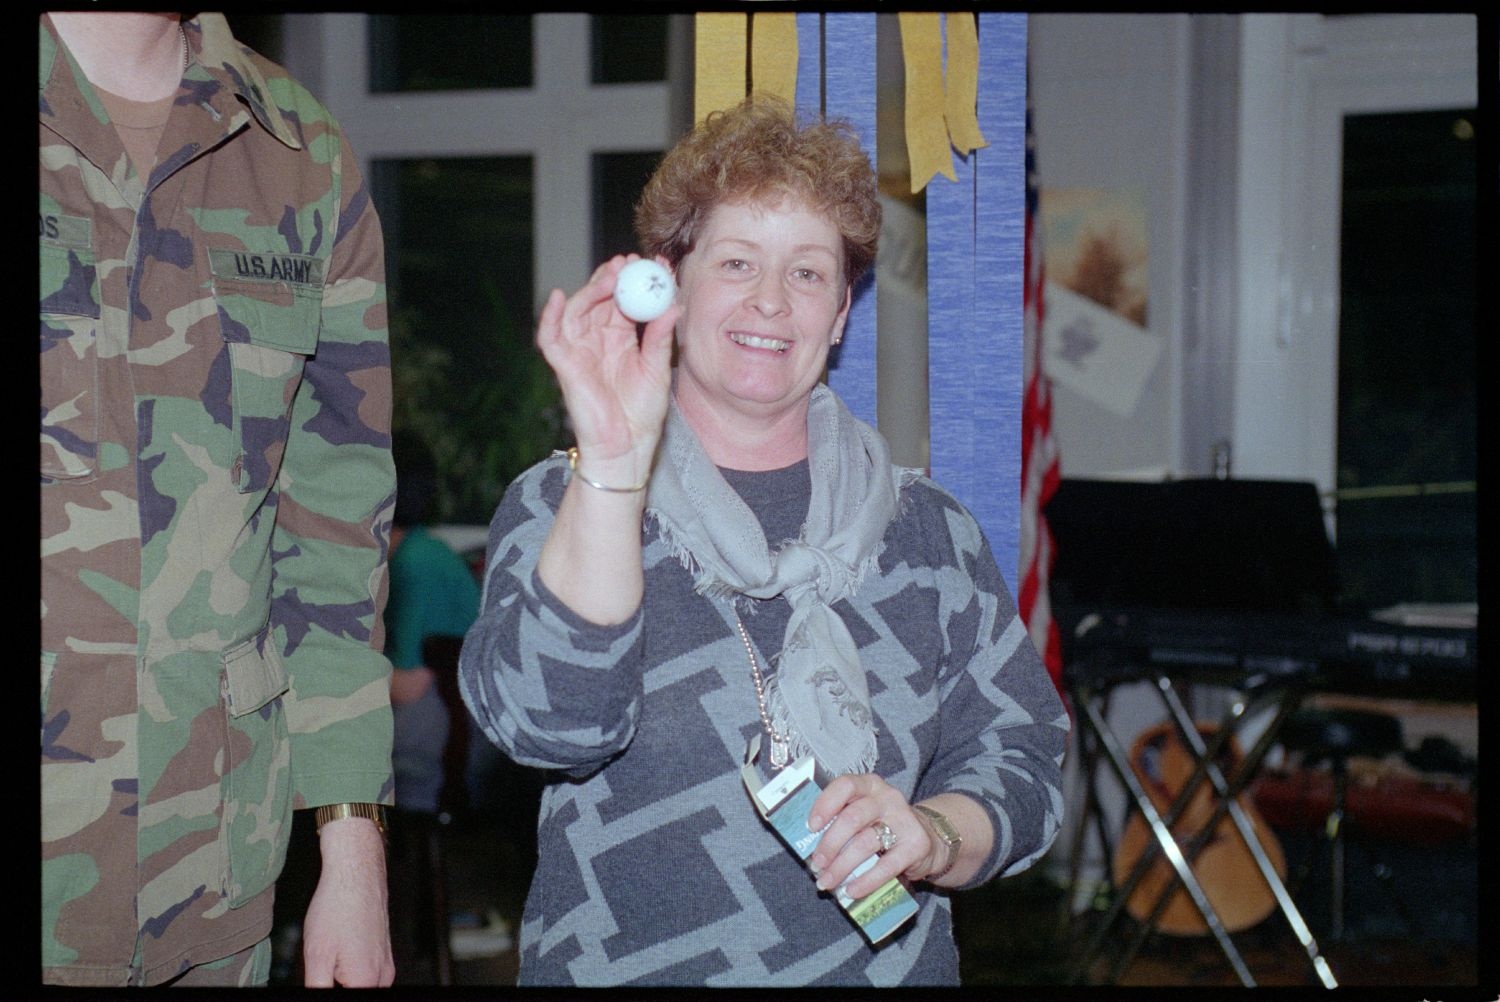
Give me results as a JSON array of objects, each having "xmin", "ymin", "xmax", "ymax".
[
  {"xmin": 288, "ymin": 13, "xmax": 676, "ymax": 319},
  {"xmin": 533, "ymin": 16, "xmax": 591, "ymax": 308}
]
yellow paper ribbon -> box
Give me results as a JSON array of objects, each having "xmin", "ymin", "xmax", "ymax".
[
  {"xmin": 900, "ymin": 13, "xmax": 989, "ymax": 193},
  {"xmin": 900, "ymin": 13, "xmax": 954, "ymax": 193},
  {"xmin": 699, "ymin": 12, "xmax": 987, "ymax": 194},
  {"xmin": 751, "ymin": 13, "xmax": 798, "ymax": 107},
  {"xmin": 943, "ymin": 13, "xmax": 987, "ymax": 156},
  {"xmin": 695, "ymin": 13, "xmax": 748, "ymax": 123}
]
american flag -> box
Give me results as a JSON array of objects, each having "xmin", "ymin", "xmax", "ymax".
[{"xmin": 1018, "ymin": 99, "xmax": 1064, "ymax": 696}]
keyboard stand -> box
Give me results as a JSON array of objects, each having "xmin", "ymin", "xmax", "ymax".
[{"xmin": 1066, "ymin": 663, "xmax": 1339, "ymax": 988}]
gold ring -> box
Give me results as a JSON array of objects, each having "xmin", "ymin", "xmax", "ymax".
[{"xmin": 871, "ymin": 819, "xmax": 897, "ymax": 852}]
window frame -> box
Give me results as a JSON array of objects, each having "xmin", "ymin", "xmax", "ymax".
[{"xmin": 283, "ymin": 13, "xmax": 680, "ymax": 315}]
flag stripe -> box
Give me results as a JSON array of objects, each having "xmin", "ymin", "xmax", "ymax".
[{"xmin": 1018, "ymin": 90, "xmax": 1064, "ymax": 694}]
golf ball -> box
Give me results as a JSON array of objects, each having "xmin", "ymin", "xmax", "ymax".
[{"xmin": 613, "ymin": 259, "xmax": 676, "ymax": 323}]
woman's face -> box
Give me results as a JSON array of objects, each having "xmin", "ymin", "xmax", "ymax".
[{"xmin": 670, "ymin": 198, "xmax": 850, "ymax": 430}]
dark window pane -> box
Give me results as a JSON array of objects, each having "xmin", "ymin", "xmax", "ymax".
[
  {"xmin": 369, "ymin": 15, "xmax": 532, "ymax": 92},
  {"xmin": 591, "ymin": 15, "xmax": 668, "ymax": 85},
  {"xmin": 1335, "ymin": 108, "xmax": 1476, "ymax": 608},
  {"xmin": 593, "ymin": 151, "xmax": 664, "ymax": 262},
  {"xmin": 223, "ymin": 14, "xmax": 283, "ymax": 63},
  {"xmin": 372, "ymin": 156, "xmax": 563, "ymax": 523}
]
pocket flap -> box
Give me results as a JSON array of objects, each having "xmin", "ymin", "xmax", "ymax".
[
  {"xmin": 209, "ymin": 248, "xmax": 323, "ymax": 355},
  {"xmin": 40, "ymin": 240, "xmax": 100, "ymax": 318},
  {"xmin": 222, "ymin": 632, "xmax": 290, "ymax": 717}
]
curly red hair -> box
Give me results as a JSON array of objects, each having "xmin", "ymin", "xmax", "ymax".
[{"xmin": 634, "ymin": 96, "xmax": 880, "ymax": 289}]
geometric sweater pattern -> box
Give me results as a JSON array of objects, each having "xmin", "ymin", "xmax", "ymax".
[{"xmin": 459, "ymin": 454, "xmax": 1069, "ymax": 985}]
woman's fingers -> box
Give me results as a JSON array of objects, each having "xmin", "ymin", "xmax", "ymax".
[
  {"xmin": 559, "ymin": 280, "xmax": 615, "ymax": 338},
  {"xmin": 807, "ymin": 777, "xmax": 881, "ymax": 869},
  {"xmin": 638, "ymin": 302, "xmax": 681, "ymax": 374},
  {"xmin": 532, "ymin": 255, "xmax": 675, "ymax": 468},
  {"xmin": 534, "ymin": 288, "xmax": 568, "ymax": 353},
  {"xmin": 828, "ymin": 812, "xmax": 931, "ymax": 899},
  {"xmin": 559, "ymin": 255, "xmax": 640, "ymax": 339},
  {"xmin": 804, "ymin": 775, "xmax": 935, "ymax": 898}
]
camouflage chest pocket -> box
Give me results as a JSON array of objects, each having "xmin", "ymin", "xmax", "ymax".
[
  {"xmin": 40, "ymin": 215, "xmax": 101, "ymax": 482},
  {"xmin": 209, "ymin": 248, "xmax": 325, "ymax": 493},
  {"xmin": 219, "ymin": 628, "xmax": 294, "ymax": 907}
]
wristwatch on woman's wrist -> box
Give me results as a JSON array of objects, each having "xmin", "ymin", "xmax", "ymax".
[{"xmin": 914, "ymin": 804, "xmax": 962, "ymax": 880}]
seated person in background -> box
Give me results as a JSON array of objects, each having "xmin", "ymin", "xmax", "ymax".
[{"xmin": 385, "ymin": 434, "xmax": 482, "ymax": 975}]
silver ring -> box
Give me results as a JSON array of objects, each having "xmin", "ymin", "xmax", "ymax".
[{"xmin": 871, "ymin": 820, "xmax": 896, "ymax": 853}]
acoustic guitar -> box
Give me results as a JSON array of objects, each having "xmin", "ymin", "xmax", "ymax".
[{"xmin": 1111, "ymin": 721, "xmax": 1287, "ymax": 935}]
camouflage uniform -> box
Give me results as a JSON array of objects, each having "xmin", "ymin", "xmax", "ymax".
[{"xmin": 40, "ymin": 14, "xmax": 395, "ymax": 986}]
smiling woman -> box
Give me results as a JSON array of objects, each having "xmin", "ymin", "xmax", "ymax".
[
  {"xmin": 670, "ymin": 199, "xmax": 851, "ymax": 466},
  {"xmin": 457, "ymin": 97, "xmax": 1068, "ymax": 987}
]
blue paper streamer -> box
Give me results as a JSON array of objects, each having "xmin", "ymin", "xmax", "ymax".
[
  {"xmin": 822, "ymin": 12, "xmax": 878, "ymax": 429},
  {"xmin": 974, "ymin": 13, "xmax": 1027, "ymax": 595},
  {"xmin": 927, "ymin": 155, "xmax": 977, "ymax": 509},
  {"xmin": 795, "ymin": 12, "xmax": 821, "ymax": 114},
  {"xmin": 927, "ymin": 17, "xmax": 977, "ymax": 514},
  {"xmin": 928, "ymin": 14, "xmax": 1028, "ymax": 595}
]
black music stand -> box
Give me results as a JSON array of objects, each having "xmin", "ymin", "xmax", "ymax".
[
  {"xmin": 1047, "ymin": 477, "xmax": 1341, "ymax": 631},
  {"xmin": 1051, "ymin": 478, "xmax": 1340, "ymax": 988}
]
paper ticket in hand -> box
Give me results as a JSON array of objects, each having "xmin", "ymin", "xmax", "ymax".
[{"xmin": 741, "ymin": 737, "xmax": 919, "ymax": 945}]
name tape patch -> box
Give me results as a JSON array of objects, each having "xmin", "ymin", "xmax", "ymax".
[
  {"xmin": 40, "ymin": 213, "xmax": 91, "ymax": 251},
  {"xmin": 209, "ymin": 248, "xmax": 326, "ymax": 289}
]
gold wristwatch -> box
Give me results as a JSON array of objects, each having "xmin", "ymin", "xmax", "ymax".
[
  {"xmin": 914, "ymin": 804, "xmax": 962, "ymax": 880},
  {"xmin": 314, "ymin": 802, "xmax": 388, "ymax": 838}
]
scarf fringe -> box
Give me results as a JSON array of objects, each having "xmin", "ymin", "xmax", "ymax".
[
  {"xmin": 646, "ymin": 510, "xmax": 716, "ymax": 593},
  {"xmin": 764, "ymin": 673, "xmax": 877, "ymax": 776}
]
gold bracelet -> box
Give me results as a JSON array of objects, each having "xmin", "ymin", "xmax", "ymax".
[
  {"xmin": 314, "ymin": 802, "xmax": 387, "ymax": 838},
  {"xmin": 566, "ymin": 446, "xmax": 649, "ymax": 493},
  {"xmin": 914, "ymin": 804, "xmax": 962, "ymax": 880}
]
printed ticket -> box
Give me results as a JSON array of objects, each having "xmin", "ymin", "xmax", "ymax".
[{"xmin": 741, "ymin": 737, "xmax": 919, "ymax": 944}]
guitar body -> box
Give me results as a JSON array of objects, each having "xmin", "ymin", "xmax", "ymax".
[{"xmin": 1111, "ymin": 721, "xmax": 1287, "ymax": 935}]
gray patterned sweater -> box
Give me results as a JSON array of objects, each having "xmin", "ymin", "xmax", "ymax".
[{"xmin": 459, "ymin": 453, "xmax": 1068, "ymax": 986}]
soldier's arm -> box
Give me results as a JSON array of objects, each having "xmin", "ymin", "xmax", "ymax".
[
  {"xmin": 266, "ymin": 129, "xmax": 395, "ymax": 988},
  {"xmin": 271, "ymin": 133, "xmax": 394, "ymax": 809}
]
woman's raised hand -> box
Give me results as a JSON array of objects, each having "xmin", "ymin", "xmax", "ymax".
[
  {"xmin": 536, "ymin": 255, "xmax": 679, "ymax": 487},
  {"xmin": 534, "ymin": 256, "xmax": 676, "ymax": 624}
]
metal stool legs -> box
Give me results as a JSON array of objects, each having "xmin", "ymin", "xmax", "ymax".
[{"xmin": 1068, "ymin": 674, "xmax": 1337, "ymax": 988}]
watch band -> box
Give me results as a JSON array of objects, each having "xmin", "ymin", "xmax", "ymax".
[
  {"xmin": 914, "ymin": 804, "xmax": 962, "ymax": 880},
  {"xmin": 314, "ymin": 802, "xmax": 387, "ymax": 837}
]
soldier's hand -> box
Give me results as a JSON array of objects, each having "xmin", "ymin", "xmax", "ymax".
[{"xmin": 302, "ymin": 815, "xmax": 394, "ymax": 987}]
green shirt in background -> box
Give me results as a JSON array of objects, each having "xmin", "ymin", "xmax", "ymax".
[{"xmin": 385, "ymin": 526, "xmax": 481, "ymax": 670}]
